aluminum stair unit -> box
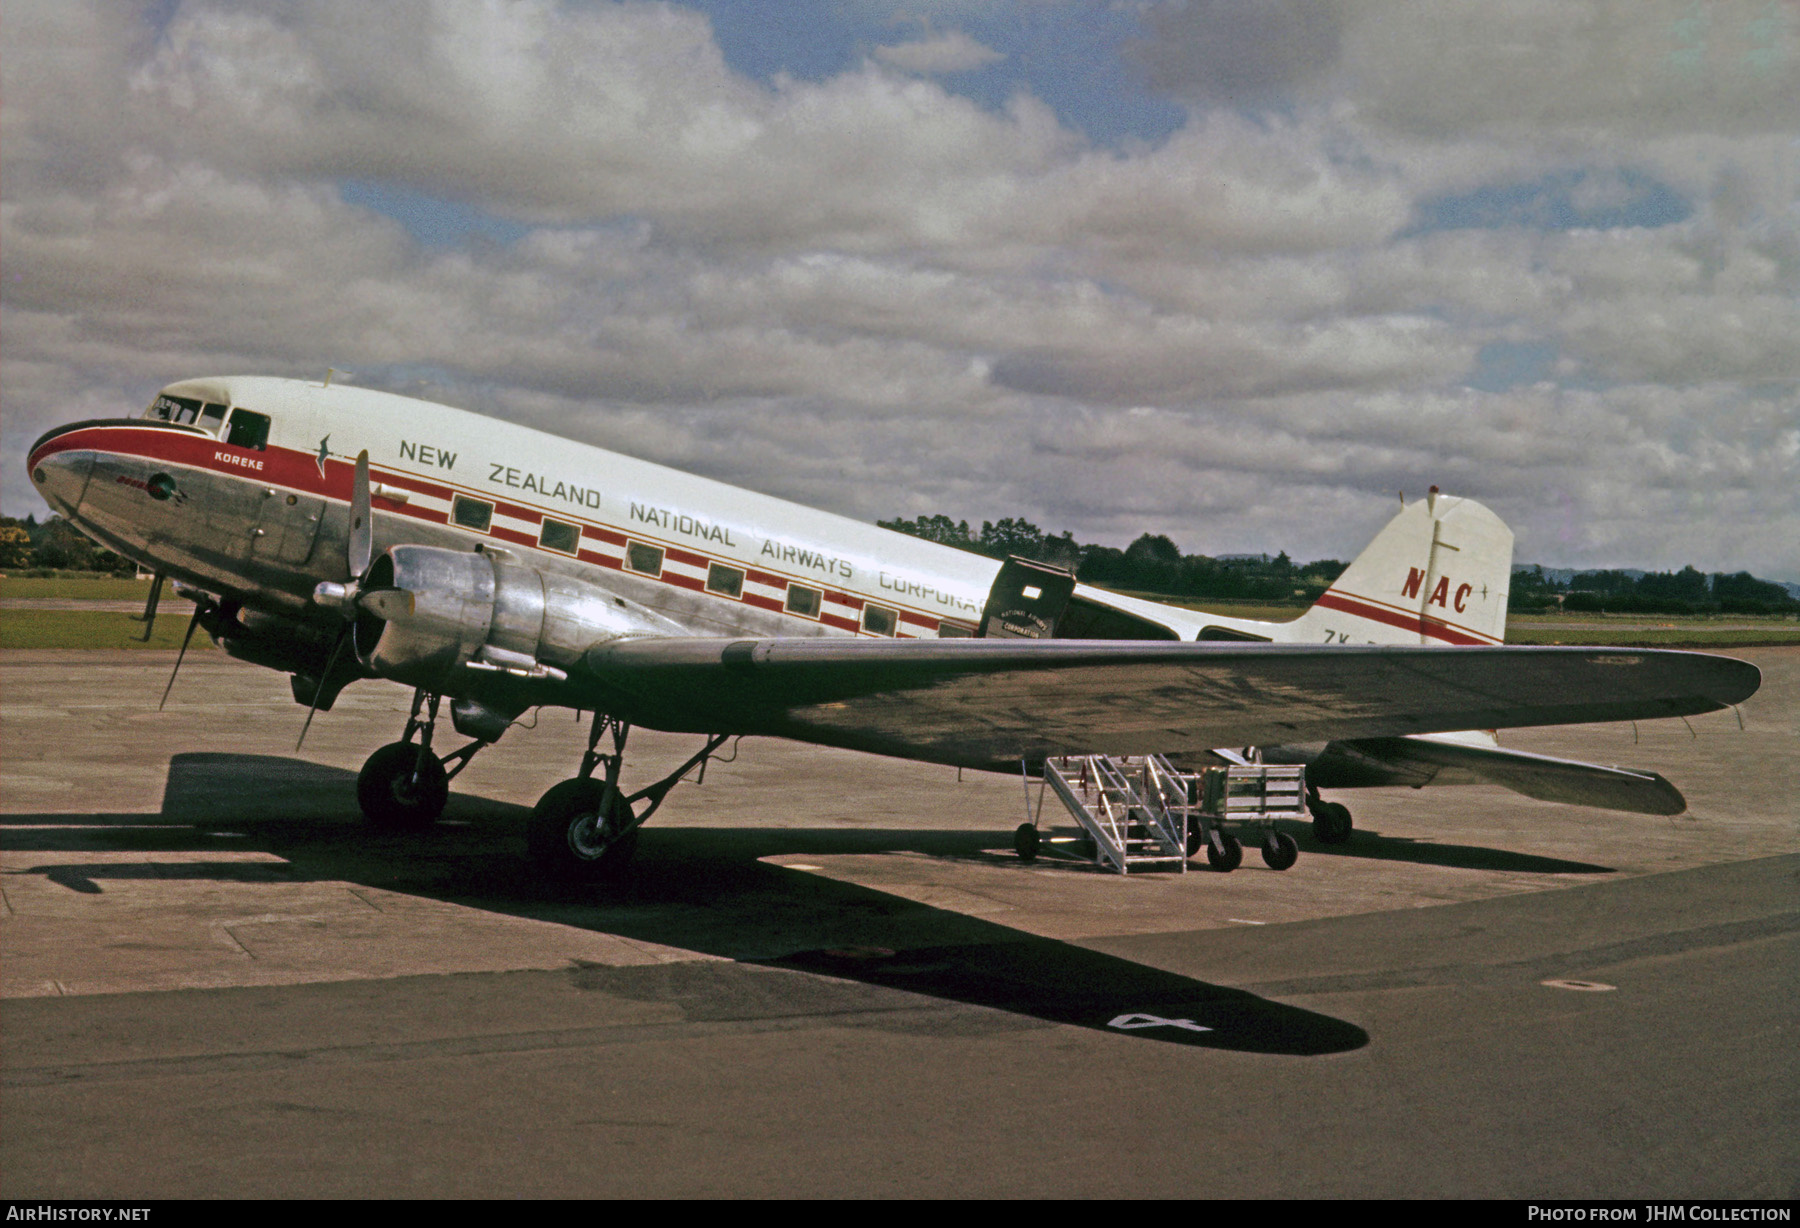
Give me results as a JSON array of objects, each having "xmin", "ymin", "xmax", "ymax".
[
  {"xmin": 1016, "ymin": 754, "xmax": 1307, "ymax": 875},
  {"xmin": 1035, "ymin": 755, "xmax": 1190, "ymax": 874}
]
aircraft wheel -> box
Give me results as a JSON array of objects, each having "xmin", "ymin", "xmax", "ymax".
[
  {"xmin": 1312, "ymin": 802, "xmax": 1353, "ymax": 845},
  {"xmin": 1207, "ymin": 830, "xmax": 1243, "ymax": 873},
  {"xmin": 1014, "ymin": 823, "xmax": 1040, "ymax": 863},
  {"xmin": 357, "ymin": 741, "xmax": 449, "ymax": 829},
  {"xmin": 528, "ymin": 778, "xmax": 639, "ymax": 881},
  {"xmin": 1262, "ymin": 831, "xmax": 1299, "ymax": 871}
]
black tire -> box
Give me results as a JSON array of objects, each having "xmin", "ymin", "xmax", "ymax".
[
  {"xmin": 1262, "ymin": 831, "xmax": 1299, "ymax": 871},
  {"xmin": 1186, "ymin": 823, "xmax": 1205, "ymax": 858},
  {"xmin": 527, "ymin": 778, "xmax": 639, "ymax": 881},
  {"xmin": 1207, "ymin": 830, "xmax": 1243, "ymax": 872},
  {"xmin": 1312, "ymin": 801, "xmax": 1353, "ymax": 845},
  {"xmin": 1014, "ymin": 822, "xmax": 1040, "ymax": 863},
  {"xmin": 357, "ymin": 741, "xmax": 449, "ymax": 829}
]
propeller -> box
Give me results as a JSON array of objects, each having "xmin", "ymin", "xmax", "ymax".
[
  {"xmin": 298, "ymin": 450, "xmax": 378, "ymax": 751},
  {"xmin": 158, "ymin": 602, "xmax": 207, "ymax": 711}
]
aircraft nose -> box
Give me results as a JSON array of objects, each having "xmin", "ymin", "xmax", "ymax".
[{"xmin": 27, "ymin": 434, "xmax": 94, "ymax": 518}]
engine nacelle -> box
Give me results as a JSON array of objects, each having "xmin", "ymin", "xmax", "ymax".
[{"xmin": 349, "ymin": 544, "xmax": 650, "ymax": 689}]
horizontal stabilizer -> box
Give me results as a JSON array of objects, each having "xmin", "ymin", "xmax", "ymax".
[
  {"xmin": 580, "ymin": 638, "xmax": 1760, "ymax": 771},
  {"xmin": 1313, "ymin": 735, "xmax": 1688, "ymax": 815}
]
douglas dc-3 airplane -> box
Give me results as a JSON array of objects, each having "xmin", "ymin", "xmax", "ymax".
[{"xmin": 27, "ymin": 375, "xmax": 1760, "ymax": 879}]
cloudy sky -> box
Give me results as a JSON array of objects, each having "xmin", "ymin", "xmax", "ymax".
[{"xmin": 4, "ymin": 0, "xmax": 1797, "ymax": 579}]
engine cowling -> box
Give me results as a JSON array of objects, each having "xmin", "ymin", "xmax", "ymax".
[{"xmin": 348, "ymin": 544, "xmax": 653, "ymax": 689}]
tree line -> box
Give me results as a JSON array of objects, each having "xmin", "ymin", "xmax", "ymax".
[
  {"xmin": 878, "ymin": 513, "xmax": 1347, "ymax": 604},
  {"xmin": 0, "ymin": 515, "xmax": 135, "ymax": 575},
  {"xmin": 1509, "ymin": 564, "xmax": 1798, "ymax": 615}
]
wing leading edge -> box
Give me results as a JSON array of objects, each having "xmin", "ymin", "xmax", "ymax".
[{"xmin": 576, "ymin": 638, "xmax": 1760, "ymax": 772}]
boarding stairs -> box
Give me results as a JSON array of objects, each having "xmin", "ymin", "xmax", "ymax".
[{"xmin": 1019, "ymin": 754, "xmax": 1308, "ymax": 875}]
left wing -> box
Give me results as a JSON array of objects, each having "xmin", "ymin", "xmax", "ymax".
[
  {"xmin": 577, "ymin": 638, "xmax": 1759, "ymax": 771},
  {"xmin": 1296, "ymin": 734, "xmax": 1689, "ymax": 814}
]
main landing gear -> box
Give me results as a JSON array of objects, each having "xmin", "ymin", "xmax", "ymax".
[
  {"xmin": 1306, "ymin": 787, "xmax": 1354, "ymax": 845},
  {"xmin": 527, "ymin": 715, "xmax": 731, "ymax": 882},
  {"xmin": 356, "ymin": 689, "xmax": 487, "ymax": 829}
]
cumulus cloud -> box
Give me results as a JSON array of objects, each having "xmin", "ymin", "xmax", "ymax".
[
  {"xmin": 872, "ymin": 30, "xmax": 1004, "ymax": 75},
  {"xmin": 2, "ymin": 0, "xmax": 1796, "ymax": 580}
]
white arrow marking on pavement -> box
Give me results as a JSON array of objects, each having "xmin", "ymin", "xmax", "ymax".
[{"xmin": 1107, "ymin": 1013, "xmax": 1213, "ymax": 1033}]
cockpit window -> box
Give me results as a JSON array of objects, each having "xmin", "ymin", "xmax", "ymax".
[
  {"xmin": 198, "ymin": 403, "xmax": 227, "ymax": 431},
  {"xmin": 225, "ymin": 409, "xmax": 271, "ymax": 451},
  {"xmin": 148, "ymin": 394, "xmax": 202, "ymax": 423}
]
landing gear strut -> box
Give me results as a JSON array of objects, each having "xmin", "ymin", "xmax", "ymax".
[
  {"xmin": 356, "ymin": 688, "xmax": 487, "ymax": 829},
  {"xmin": 527, "ymin": 715, "xmax": 731, "ymax": 882},
  {"xmin": 1307, "ymin": 787, "xmax": 1354, "ymax": 844}
]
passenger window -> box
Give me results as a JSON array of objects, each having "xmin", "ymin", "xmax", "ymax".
[
  {"xmin": 225, "ymin": 410, "xmax": 271, "ymax": 451},
  {"xmin": 625, "ymin": 541, "xmax": 664, "ymax": 575},
  {"xmin": 198, "ymin": 403, "xmax": 227, "ymax": 432},
  {"xmin": 540, "ymin": 519, "xmax": 581, "ymax": 555},
  {"xmin": 706, "ymin": 563, "xmax": 744, "ymax": 598},
  {"xmin": 861, "ymin": 604, "xmax": 897, "ymax": 636},
  {"xmin": 937, "ymin": 621, "xmax": 974, "ymax": 638},
  {"xmin": 785, "ymin": 584, "xmax": 821, "ymax": 618},
  {"xmin": 452, "ymin": 496, "xmax": 493, "ymax": 533}
]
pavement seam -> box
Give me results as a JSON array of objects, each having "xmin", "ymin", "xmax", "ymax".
[
  {"xmin": 0, "ymin": 1001, "xmax": 976, "ymax": 1088},
  {"xmin": 1239, "ymin": 909, "xmax": 1800, "ymax": 997}
]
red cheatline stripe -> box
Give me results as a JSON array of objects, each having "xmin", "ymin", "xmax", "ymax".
[
  {"xmin": 489, "ymin": 525, "xmax": 538, "ymax": 550},
  {"xmin": 493, "ymin": 498, "xmax": 544, "ymax": 524},
  {"xmin": 821, "ymin": 614, "xmax": 859, "ymax": 633},
  {"xmin": 745, "ymin": 567, "xmax": 788, "ymax": 588},
  {"xmin": 665, "ymin": 544, "xmax": 710, "ymax": 568},
  {"xmin": 392, "ymin": 503, "xmax": 449, "ymax": 527},
  {"xmin": 665, "ymin": 574, "xmax": 705, "ymax": 593},
  {"xmin": 898, "ymin": 610, "xmax": 939, "ymax": 629},
  {"xmin": 372, "ymin": 469, "xmax": 455, "ymax": 502},
  {"xmin": 743, "ymin": 594, "xmax": 784, "ymax": 614},
  {"xmin": 1313, "ymin": 592, "xmax": 1495, "ymax": 645}
]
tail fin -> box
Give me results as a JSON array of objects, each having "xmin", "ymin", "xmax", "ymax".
[{"xmin": 1291, "ymin": 490, "xmax": 1513, "ymax": 646}]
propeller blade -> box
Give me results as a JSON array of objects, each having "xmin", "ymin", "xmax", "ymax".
[
  {"xmin": 158, "ymin": 602, "xmax": 206, "ymax": 711},
  {"xmin": 356, "ymin": 587, "xmax": 415, "ymax": 621},
  {"xmin": 349, "ymin": 449, "xmax": 373, "ymax": 579},
  {"xmin": 296, "ymin": 624, "xmax": 351, "ymax": 752}
]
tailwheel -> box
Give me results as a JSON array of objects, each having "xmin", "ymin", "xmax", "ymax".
[
  {"xmin": 1013, "ymin": 822, "xmax": 1040, "ymax": 863},
  {"xmin": 357, "ymin": 740, "xmax": 449, "ymax": 829},
  {"xmin": 528, "ymin": 777, "xmax": 640, "ymax": 881},
  {"xmin": 1311, "ymin": 801, "xmax": 1353, "ymax": 845},
  {"xmin": 1261, "ymin": 830, "xmax": 1299, "ymax": 871},
  {"xmin": 1206, "ymin": 830, "xmax": 1243, "ymax": 873}
]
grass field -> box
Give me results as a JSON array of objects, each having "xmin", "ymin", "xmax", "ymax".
[
  {"xmin": 1506, "ymin": 614, "xmax": 1800, "ymax": 648},
  {"xmin": 0, "ymin": 609, "xmax": 216, "ymax": 651},
  {"xmin": 1, "ymin": 575, "xmax": 157, "ymax": 600}
]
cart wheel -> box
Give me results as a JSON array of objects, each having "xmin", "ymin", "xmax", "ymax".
[
  {"xmin": 1014, "ymin": 823, "xmax": 1040, "ymax": 863},
  {"xmin": 1262, "ymin": 831, "xmax": 1299, "ymax": 871},
  {"xmin": 1207, "ymin": 830, "xmax": 1243, "ymax": 872},
  {"xmin": 1186, "ymin": 824, "xmax": 1205, "ymax": 858}
]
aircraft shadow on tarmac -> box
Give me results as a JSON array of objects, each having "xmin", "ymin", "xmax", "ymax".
[{"xmin": 0, "ymin": 752, "xmax": 1388, "ymax": 1055}]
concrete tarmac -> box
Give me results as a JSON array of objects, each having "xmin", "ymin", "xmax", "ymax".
[{"xmin": 2, "ymin": 648, "xmax": 1795, "ymax": 1198}]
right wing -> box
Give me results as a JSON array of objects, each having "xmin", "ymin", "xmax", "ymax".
[{"xmin": 577, "ymin": 638, "xmax": 1760, "ymax": 771}]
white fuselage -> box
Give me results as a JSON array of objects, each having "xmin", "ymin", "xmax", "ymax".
[{"xmin": 32, "ymin": 375, "xmax": 1256, "ymax": 643}]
